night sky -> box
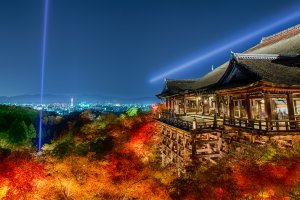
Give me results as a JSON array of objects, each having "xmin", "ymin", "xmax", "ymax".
[{"xmin": 0, "ymin": 0, "xmax": 300, "ymax": 98}]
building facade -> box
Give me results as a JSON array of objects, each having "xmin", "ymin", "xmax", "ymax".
[{"xmin": 156, "ymin": 25, "xmax": 300, "ymax": 175}]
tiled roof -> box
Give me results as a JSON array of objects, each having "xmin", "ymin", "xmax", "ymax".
[
  {"xmin": 157, "ymin": 25, "xmax": 300, "ymax": 97},
  {"xmin": 246, "ymin": 24, "xmax": 300, "ymax": 53},
  {"xmin": 238, "ymin": 56, "xmax": 300, "ymax": 85}
]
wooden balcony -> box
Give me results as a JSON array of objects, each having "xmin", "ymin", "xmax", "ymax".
[
  {"xmin": 158, "ymin": 110, "xmax": 300, "ymax": 134},
  {"xmin": 158, "ymin": 110, "xmax": 223, "ymax": 131},
  {"xmin": 223, "ymin": 116, "xmax": 300, "ymax": 133}
]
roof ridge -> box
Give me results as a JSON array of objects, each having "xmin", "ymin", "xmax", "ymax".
[
  {"xmin": 261, "ymin": 24, "xmax": 300, "ymax": 42},
  {"xmin": 233, "ymin": 53, "xmax": 279, "ymax": 61},
  {"xmin": 245, "ymin": 24, "xmax": 300, "ymax": 52},
  {"xmin": 166, "ymin": 78, "xmax": 196, "ymax": 81}
]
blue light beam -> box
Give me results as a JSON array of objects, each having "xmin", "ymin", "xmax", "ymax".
[
  {"xmin": 150, "ymin": 9, "xmax": 300, "ymax": 83},
  {"xmin": 38, "ymin": 0, "xmax": 49, "ymax": 153}
]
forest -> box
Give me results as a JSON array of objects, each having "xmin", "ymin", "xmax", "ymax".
[{"xmin": 0, "ymin": 105, "xmax": 300, "ymax": 199}]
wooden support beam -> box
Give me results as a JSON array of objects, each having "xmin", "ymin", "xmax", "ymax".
[
  {"xmin": 245, "ymin": 95, "xmax": 252, "ymax": 119},
  {"xmin": 287, "ymin": 93, "xmax": 296, "ymax": 130},
  {"xmin": 191, "ymin": 133, "xmax": 196, "ymax": 157},
  {"xmin": 196, "ymin": 96, "xmax": 200, "ymax": 114},
  {"xmin": 183, "ymin": 94, "xmax": 187, "ymax": 115},
  {"xmin": 229, "ymin": 96, "xmax": 234, "ymax": 118},
  {"xmin": 166, "ymin": 98, "xmax": 169, "ymax": 110},
  {"xmin": 264, "ymin": 94, "xmax": 272, "ymax": 119},
  {"xmin": 172, "ymin": 98, "xmax": 175, "ymax": 111},
  {"xmin": 215, "ymin": 95, "xmax": 219, "ymax": 115},
  {"xmin": 287, "ymin": 93, "xmax": 295, "ymax": 120},
  {"xmin": 264, "ymin": 93, "xmax": 272, "ymax": 131}
]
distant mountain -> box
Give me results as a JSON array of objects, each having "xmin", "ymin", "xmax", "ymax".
[
  {"xmin": 0, "ymin": 94, "xmax": 69, "ymax": 104},
  {"xmin": 0, "ymin": 94, "xmax": 158, "ymax": 104}
]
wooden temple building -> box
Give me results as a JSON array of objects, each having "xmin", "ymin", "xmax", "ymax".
[{"xmin": 156, "ymin": 25, "xmax": 300, "ymax": 174}]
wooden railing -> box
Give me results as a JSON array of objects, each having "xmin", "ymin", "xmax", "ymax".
[
  {"xmin": 159, "ymin": 110, "xmax": 300, "ymax": 133},
  {"xmin": 223, "ymin": 116, "xmax": 300, "ymax": 132},
  {"xmin": 158, "ymin": 116, "xmax": 193, "ymax": 131},
  {"xmin": 269, "ymin": 120, "xmax": 300, "ymax": 132},
  {"xmin": 158, "ymin": 110, "xmax": 222, "ymax": 131},
  {"xmin": 223, "ymin": 117, "xmax": 267, "ymax": 131}
]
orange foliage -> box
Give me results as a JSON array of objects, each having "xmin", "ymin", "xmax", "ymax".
[
  {"xmin": 107, "ymin": 151, "xmax": 144, "ymax": 183},
  {"xmin": 125, "ymin": 122, "xmax": 158, "ymax": 159},
  {"xmin": 0, "ymin": 113, "xmax": 170, "ymax": 199},
  {"xmin": 232, "ymin": 158, "xmax": 300, "ymax": 198},
  {"xmin": 0, "ymin": 153, "xmax": 46, "ymax": 199}
]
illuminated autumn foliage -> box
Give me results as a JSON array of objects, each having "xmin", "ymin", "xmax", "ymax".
[
  {"xmin": 1, "ymin": 107, "xmax": 300, "ymax": 199},
  {"xmin": 0, "ymin": 151, "xmax": 46, "ymax": 199},
  {"xmin": 108, "ymin": 151, "xmax": 143, "ymax": 183},
  {"xmin": 168, "ymin": 145, "xmax": 300, "ymax": 200},
  {"xmin": 231, "ymin": 155, "xmax": 300, "ymax": 198}
]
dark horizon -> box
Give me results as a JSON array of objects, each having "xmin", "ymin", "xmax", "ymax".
[{"xmin": 0, "ymin": 0, "xmax": 300, "ymax": 98}]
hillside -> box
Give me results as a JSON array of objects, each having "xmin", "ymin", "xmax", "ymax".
[{"xmin": 0, "ymin": 106, "xmax": 300, "ymax": 199}]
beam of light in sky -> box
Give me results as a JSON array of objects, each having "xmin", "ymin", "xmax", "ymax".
[
  {"xmin": 38, "ymin": 0, "xmax": 49, "ymax": 153},
  {"xmin": 150, "ymin": 8, "xmax": 300, "ymax": 83}
]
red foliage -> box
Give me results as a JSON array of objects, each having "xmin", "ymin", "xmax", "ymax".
[
  {"xmin": 124, "ymin": 122, "xmax": 157, "ymax": 155},
  {"xmin": 214, "ymin": 187, "xmax": 225, "ymax": 199},
  {"xmin": 129, "ymin": 123, "xmax": 154, "ymax": 145},
  {"xmin": 106, "ymin": 123, "xmax": 156, "ymax": 183},
  {"xmin": 0, "ymin": 154, "xmax": 46, "ymax": 199},
  {"xmin": 232, "ymin": 159, "xmax": 300, "ymax": 196},
  {"xmin": 107, "ymin": 151, "xmax": 143, "ymax": 183}
]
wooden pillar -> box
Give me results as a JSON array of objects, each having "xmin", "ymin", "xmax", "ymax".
[
  {"xmin": 183, "ymin": 94, "xmax": 187, "ymax": 115},
  {"xmin": 166, "ymin": 98, "xmax": 168, "ymax": 110},
  {"xmin": 178, "ymin": 98, "xmax": 181, "ymax": 114},
  {"xmin": 172, "ymin": 98, "xmax": 175, "ymax": 111},
  {"xmin": 170, "ymin": 140, "xmax": 174, "ymax": 160},
  {"xmin": 264, "ymin": 93, "xmax": 272, "ymax": 131},
  {"xmin": 215, "ymin": 95, "xmax": 219, "ymax": 115},
  {"xmin": 229, "ymin": 96, "xmax": 234, "ymax": 118},
  {"xmin": 225, "ymin": 96, "xmax": 229, "ymax": 116},
  {"xmin": 170, "ymin": 98, "xmax": 172, "ymax": 110},
  {"xmin": 196, "ymin": 96, "xmax": 199, "ymax": 114},
  {"xmin": 173, "ymin": 98, "xmax": 176, "ymax": 114},
  {"xmin": 264, "ymin": 94, "xmax": 272, "ymax": 119},
  {"xmin": 245, "ymin": 95, "xmax": 252, "ymax": 119},
  {"xmin": 191, "ymin": 133, "xmax": 196, "ymax": 157},
  {"xmin": 287, "ymin": 93, "xmax": 296, "ymax": 130},
  {"xmin": 287, "ymin": 93, "xmax": 295, "ymax": 120}
]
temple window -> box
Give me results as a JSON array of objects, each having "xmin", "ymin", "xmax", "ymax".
[
  {"xmin": 234, "ymin": 100, "xmax": 239, "ymax": 117},
  {"xmin": 294, "ymin": 98, "xmax": 300, "ymax": 115},
  {"xmin": 251, "ymin": 98, "xmax": 266, "ymax": 120},
  {"xmin": 233, "ymin": 99, "xmax": 246, "ymax": 118},
  {"xmin": 203, "ymin": 97, "xmax": 209, "ymax": 115},
  {"xmin": 270, "ymin": 98, "xmax": 289, "ymax": 120}
]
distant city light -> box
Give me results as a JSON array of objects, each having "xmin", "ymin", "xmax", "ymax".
[
  {"xmin": 150, "ymin": 8, "xmax": 300, "ymax": 83},
  {"xmin": 0, "ymin": 102, "xmax": 153, "ymax": 115}
]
